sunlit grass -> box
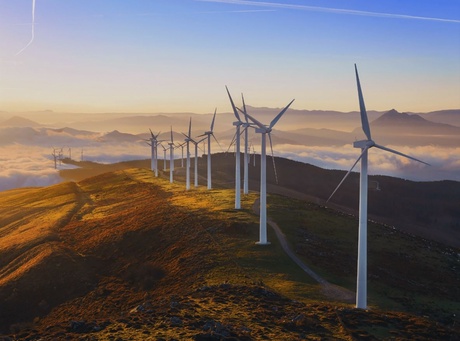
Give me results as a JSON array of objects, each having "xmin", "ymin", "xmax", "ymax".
[
  {"xmin": 119, "ymin": 169, "xmax": 328, "ymax": 303},
  {"xmin": 1, "ymin": 166, "xmax": 456, "ymax": 339}
]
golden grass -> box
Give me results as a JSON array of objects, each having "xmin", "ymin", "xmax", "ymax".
[
  {"xmin": 0, "ymin": 182, "xmax": 79, "ymax": 269},
  {"xmin": 0, "ymin": 167, "xmax": 456, "ymax": 339}
]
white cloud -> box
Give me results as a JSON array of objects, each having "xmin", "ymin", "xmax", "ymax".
[
  {"xmin": 0, "ymin": 126, "xmax": 458, "ymax": 192},
  {"xmin": 271, "ymin": 143, "xmax": 460, "ymax": 182}
]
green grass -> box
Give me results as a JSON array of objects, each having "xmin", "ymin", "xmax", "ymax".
[
  {"xmin": 125, "ymin": 169, "xmax": 328, "ymax": 303},
  {"xmin": 266, "ymin": 193, "xmax": 460, "ymax": 322},
  {"xmin": 2, "ymin": 165, "xmax": 457, "ymax": 339}
]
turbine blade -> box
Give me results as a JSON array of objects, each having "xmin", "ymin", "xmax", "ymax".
[
  {"xmin": 241, "ymin": 93, "xmax": 249, "ymax": 124},
  {"xmin": 226, "ymin": 86, "xmax": 241, "ymax": 122},
  {"xmin": 327, "ymin": 147, "xmax": 368, "ymax": 203},
  {"xmin": 269, "ymin": 99, "xmax": 295, "ymax": 129},
  {"xmin": 211, "ymin": 133, "xmax": 223, "ymax": 152},
  {"xmin": 149, "ymin": 128, "xmax": 154, "ymax": 138},
  {"xmin": 188, "ymin": 117, "xmax": 192, "ymax": 137},
  {"xmin": 226, "ymin": 131, "xmax": 238, "ymax": 153},
  {"xmin": 243, "ymin": 111, "xmax": 265, "ymax": 130},
  {"xmin": 374, "ymin": 143, "xmax": 431, "ymax": 166},
  {"xmin": 197, "ymin": 133, "xmax": 207, "ymax": 137},
  {"xmin": 355, "ymin": 64, "xmax": 372, "ymax": 140},
  {"xmin": 155, "ymin": 131, "xmax": 161, "ymax": 139},
  {"xmin": 210, "ymin": 108, "xmax": 217, "ymax": 132},
  {"xmin": 268, "ymin": 133, "xmax": 279, "ymax": 184},
  {"xmin": 170, "ymin": 126, "xmax": 174, "ymax": 143}
]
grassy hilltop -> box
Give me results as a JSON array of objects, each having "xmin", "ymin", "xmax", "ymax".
[{"xmin": 0, "ymin": 161, "xmax": 458, "ymax": 340}]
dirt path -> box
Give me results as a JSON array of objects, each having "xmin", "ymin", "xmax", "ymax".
[{"xmin": 252, "ymin": 198, "xmax": 355, "ymax": 303}]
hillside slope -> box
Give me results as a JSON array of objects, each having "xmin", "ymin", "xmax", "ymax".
[{"xmin": 0, "ymin": 168, "xmax": 458, "ymax": 339}]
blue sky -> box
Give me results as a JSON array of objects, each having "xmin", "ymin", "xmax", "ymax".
[{"xmin": 1, "ymin": 0, "xmax": 459, "ymax": 113}]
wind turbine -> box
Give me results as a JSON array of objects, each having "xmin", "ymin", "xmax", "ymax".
[
  {"xmin": 242, "ymin": 99, "xmax": 295, "ymax": 245},
  {"xmin": 226, "ymin": 86, "xmax": 243, "ymax": 209},
  {"xmin": 177, "ymin": 142, "xmax": 186, "ymax": 168},
  {"xmin": 191, "ymin": 136, "xmax": 206, "ymax": 187},
  {"xmin": 198, "ymin": 109, "xmax": 219, "ymax": 190},
  {"xmin": 327, "ymin": 64, "xmax": 430, "ymax": 309},
  {"xmin": 240, "ymin": 94, "xmax": 252, "ymax": 195},
  {"xmin": 182, "ymin": 118, "xmax": 192, "ymax": 190},
  {"xmin": 168, "ymin": 127, "xmax": 175, "ymax": 183},
  {"xmin": 160, "ymin": 144, "xmax": 168, "ymax": 171},
  {"xmin": 147, "ymin": 129, "xmax": 161, "ymax": 177}
]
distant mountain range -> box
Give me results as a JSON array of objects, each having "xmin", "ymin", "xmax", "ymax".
[
  {"xmin": 2, "ymin": 108, "xmax": 459, "ymax": 132},
  {"xmin": 0, "ymin": 108, "xmax": 459, "ymax": 148},
  {"xmin": 0, "ymin": 116, "xmax": 42, "ymax": 128}
]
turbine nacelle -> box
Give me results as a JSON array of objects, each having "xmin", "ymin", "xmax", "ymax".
[
  {"xmin": 255, "ymin": 127, "xmax": 271, "ymax": 134},
  {"xmin": 353, "ymin": 140, "xmax": 375, "ymax": 149}
]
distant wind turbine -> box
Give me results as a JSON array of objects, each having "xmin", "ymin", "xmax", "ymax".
[
  {"xmin": 240, "ymin": 94, "xmax": 252, "ymax": 195},
  {"xmin": 327, "ymin": 64, "xmax": 430, "ymax": 309},
  {"xmin": 182, "ymin": 118, "xmax": 192, "ymax": 190},
  {"xmin": 198, "ymin": 109, "xmax": 219, "ymax": 190},
  {"xmin": 168, "ymin": 127, "xmax": 175, "ymax": 183},
  {"xmin": 51, "ymin": 148, "xmax": 58, "ymax": 169},
  {"xmin": 177, "ymin": 142, "xmax": 186, "ymax": 168},
  {"xmin": 147, "ymin": 129, "xmax": 161, "ymax": 177},
  {"xmin": 160, "ymin": 144, "xmax": 168, "ymax": 171},
  {"xmin": 242, "ymin": 98, "xmax": 295, "ymax": 244},
  {"xmin": 191, "ymin": 136, "xmax": 207, "ymax": 187}
]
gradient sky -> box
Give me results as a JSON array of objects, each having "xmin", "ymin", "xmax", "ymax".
[{"xmin": 1, "ymin": 0, "xmax": 459, "ymax": 114}]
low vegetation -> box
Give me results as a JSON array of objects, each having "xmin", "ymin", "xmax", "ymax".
[{"xmin": 0, "ymin": 162, "xmax": 457, "ymax": 339}]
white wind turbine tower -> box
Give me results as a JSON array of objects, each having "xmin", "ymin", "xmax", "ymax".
[
  {"xmin": 240, "ymin": 94, "xmax": 252, "ymax": 195},
  {"xmin": 242, "ymin": 99, "xmax": 295, "ymax": 245},
  {"xmin": 161, "ymin": 144, "xmax": 168, "ymax": 171},
  {"xmin": 147, "ymin": 129, "xmax": 161, "ymax": 177},
  {"xmin": 168, "ymin": 127, "xmax": 175, "ymax": 183},
  {"xmin": 198, "ymin": 109, "xmax": 219, "ymax": 190},
  {"xmin": 226, "ymin": 86, "xmax": 243, "ymax": 209},
  {"xmin": 177, "ymin": 142, "xmax": 186, "ymax": 168},
  {"xmin": 327, "ymin": 64, "xmax": 430, "ymax": 309},
  {"xmin": 182, "ymin": 118, "xmax": 192, "ymax": 190},
  {"xmin": 190, "ymin": 136, "xmax": 206, "ymax": 187}
]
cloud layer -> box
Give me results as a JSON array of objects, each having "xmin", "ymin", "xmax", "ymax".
[{"xmin": 0, "ymin": 126, "xmax": 459, "ymax": 192}]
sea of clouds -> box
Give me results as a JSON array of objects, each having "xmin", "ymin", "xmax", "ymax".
[
  {"xmin": 0, "ymin": 126, "xmax": 459, "ymax": 192},
  {"xmin": 273, "ymin": 144, "xmax": 460, "ymax": 182},
  {"xmin": 0, "ymin": 127, "xmax": 149, "ymax": 191}
]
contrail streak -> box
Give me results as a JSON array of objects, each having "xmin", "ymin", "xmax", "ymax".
[
  {"xmin": 197, "ymin": 0, "xmax": 460, "ymax": 24},
  {"xmin": 16, "ymin": 0, "xmax": 36, "ymax": 56}
]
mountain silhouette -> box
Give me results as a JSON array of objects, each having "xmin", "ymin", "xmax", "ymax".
[
  {"xmin": 0, "ymin": 116, "xmax": 41, "ymax": 128},
  {"xmin": 370, "ymin": 109, "xmax": 460, "ymax": 134}
]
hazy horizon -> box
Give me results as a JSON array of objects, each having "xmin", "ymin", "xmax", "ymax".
[
  {"xmin": 1, "ymin": 1, "xmax": 459, "ymax": 191},
  {"xmin": 1, "ymin": 107, "xmax": 459, "ymax": 192}
]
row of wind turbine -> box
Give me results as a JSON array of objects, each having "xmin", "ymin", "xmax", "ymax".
[
  {"xmin": 143, "ymin": 65, "xmax": 429, "ymax": 311},
  {"xmin": 226, "ymin": 86, "xmax": 295, "ymax": 243},
  {"xmin": 147, "ymin": 111, "xmax": 217, "ymax": 190}
]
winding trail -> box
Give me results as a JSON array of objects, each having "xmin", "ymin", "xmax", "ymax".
[{"xmin": 252, "ymin": 198, "xmax": 355, "ymax": 303}]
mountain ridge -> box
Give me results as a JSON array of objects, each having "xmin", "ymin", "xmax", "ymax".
[{"xmin": 0, "ymin": 166, "xmax": 458, "ymax": 339}]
